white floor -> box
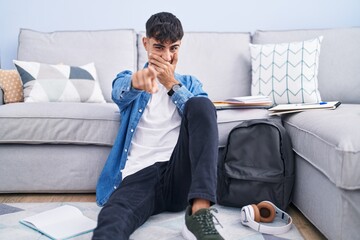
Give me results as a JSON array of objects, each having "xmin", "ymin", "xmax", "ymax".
[{"xmin": 0, "ymin": 202, "xmax": 304, "ymax": 240}]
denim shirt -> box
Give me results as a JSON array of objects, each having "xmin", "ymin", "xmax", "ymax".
[{"xmin": 96, "ymin": 65, "xmax": 208, "ymax": 206}]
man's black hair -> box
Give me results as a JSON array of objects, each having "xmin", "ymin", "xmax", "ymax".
[{"xmin": 146, "ymin": 12, "xmax": 184, "ymax": 43}]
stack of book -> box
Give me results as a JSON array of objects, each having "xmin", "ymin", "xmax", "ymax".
[{"xmin": 213, "ymin": 95, "xmax": 273, "ymax": 110}]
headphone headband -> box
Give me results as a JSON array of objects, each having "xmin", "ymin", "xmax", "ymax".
[{"xmin": 240, "ymin": 201, "xmax": 292, "ymax": 235}]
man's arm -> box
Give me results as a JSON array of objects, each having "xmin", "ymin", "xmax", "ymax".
[
  {"xmin": 170, "ymin": 75, "xmax": 208, "ymax": 114},
  {"xmin": 131, "ymin": 65, "xmax": 159, "ymax": 93},
  {"xmin": 112, "ymin": 66, "xmax": 160, "ymax": 109},
  {"xmin": 111, "ymin": 70, "xmax": 143, "ymax": 109}
]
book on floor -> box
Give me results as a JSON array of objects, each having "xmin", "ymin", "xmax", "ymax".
[
  {"xmin": 19, "ymin": 205, "xmax": 97, "ymax": 240},
  {"xmin": 213, "ymin": 95, "xmax": 273, "ymax": 110},
  {"xmin": 268, "ymin": 101, "xmax": 341, "ymax": 115}
]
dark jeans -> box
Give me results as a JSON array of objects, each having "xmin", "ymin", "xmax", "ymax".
[{"xmin": 92, "ymin": 97, "xmax": 219, "ymax": 240}]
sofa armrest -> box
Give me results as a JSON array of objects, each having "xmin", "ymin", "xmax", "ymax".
[{"xmin": 0, "ymin": 87, "xmax": 4, "ymax": 105}]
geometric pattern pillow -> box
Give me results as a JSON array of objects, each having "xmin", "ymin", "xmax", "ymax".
[
  {"xmin": 13, "ymin": 60, "xmax": 106, "ymax": 103},
  {"xmin": 250, "ymin": 36, "xmax": 323, "ymax": 104},
  {"xmin": 0, "ymin": 69, "xmax": 24, "ymax": 104}
]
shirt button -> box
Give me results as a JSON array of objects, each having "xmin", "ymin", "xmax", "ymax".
[
  {"xmin": 114, "ymin": 186, "xmax": 117, "ymax": 189},
  {"xmin": 131, "ymin": 129, "xmax": 134, "ymax": 132},
  {"xmin": 124, "ymin": 149, "xmax": 128, "ymax": 152},
  {"xmin": 139, "ymin": 109, "xmax": 142, "ymax": 112},
  {"xmin": 174, "ymin": 101, "xmax": 177, "ymax": 104}
]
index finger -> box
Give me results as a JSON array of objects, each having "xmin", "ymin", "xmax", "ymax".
[{"xmin": 147, "ymin": 65, "xmax": 158, "ymax": 78}]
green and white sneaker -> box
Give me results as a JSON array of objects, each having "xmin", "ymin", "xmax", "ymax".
[{"xmin": 182, "ymin": 206, "xmax": 224, "ymax": 240}]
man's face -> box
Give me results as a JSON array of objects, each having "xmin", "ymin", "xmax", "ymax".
[{"xmin": 143, "ymin": 37, "xmax": 181, "ymax": 64}]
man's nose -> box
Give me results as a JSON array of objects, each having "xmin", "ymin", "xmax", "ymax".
[{"xmin": 162, "ymin": 50, "xmax": 172, "ymax": 62}]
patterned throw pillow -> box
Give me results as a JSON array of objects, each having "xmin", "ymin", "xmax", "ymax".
[
  {"xmin": 13, "ymin": 60, "xmax": 106, "ymax": 103},
  {"xmin": 0, "ymin": 69, "xmax": 24, "ymax": 104},
  {"xmin": 250, "ymin": 37, "xmax": 323, "ymax": 104}
]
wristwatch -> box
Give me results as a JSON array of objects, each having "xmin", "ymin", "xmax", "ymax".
[{"xmin": 167, "ymin": 83, "xmax": 182, "ymax": 96}]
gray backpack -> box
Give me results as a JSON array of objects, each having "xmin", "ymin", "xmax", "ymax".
[{"xmin": 217, "ymin": 118, "xmax": 295, "ymax": 210}]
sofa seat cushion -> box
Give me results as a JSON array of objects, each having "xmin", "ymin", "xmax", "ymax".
[
  {"xmin": 0, "ymin": 102, "xmax": 119, "ymax": 145},
  {"xmin": 0, "ymin": 102, "xmax": 270, "ymax": 147},
  {"xmin": 282, "ymin": 104, "xmax": 360, "ymax": 190},
  {"xmin": 216, "ymin": 108, "xmax": 269, "ymax": 147}
]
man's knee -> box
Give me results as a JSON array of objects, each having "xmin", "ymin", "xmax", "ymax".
[{"xmin": 184, "ymin": 97, "xmax": 216, "ymax": 116}]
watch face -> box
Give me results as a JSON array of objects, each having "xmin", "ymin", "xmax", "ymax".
[{"xmin": 173, "ymin": 84, "xmax": 181, "ymax": 91}]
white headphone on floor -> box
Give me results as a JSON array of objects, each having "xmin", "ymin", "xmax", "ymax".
[{"xmin": 240, "ymin": 201, "xmax": 293, "ymax": 235}]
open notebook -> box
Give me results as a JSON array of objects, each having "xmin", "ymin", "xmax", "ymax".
[{"xmin": 20, "ymin": 205, "xmax": 97, "ymax": 240}]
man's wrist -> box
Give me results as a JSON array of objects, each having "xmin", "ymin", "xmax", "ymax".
[
  {"xmin": 167, "ymin": 83, "xmax": 182, "ymax": 96},
  {"xmin": 163, "ymin": 77, "xmax": 179, "ymax": 90}
]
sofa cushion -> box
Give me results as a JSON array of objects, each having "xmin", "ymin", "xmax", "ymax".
[
  {"xmin": 0, "ymin": 101, "xmax": 269, "ymax": 148},
  {"xmin": 252, "ymin": 28, "xmax": 360, "ymax": 104},
  {"xmin": 17, "ymin": 29, "xmax": 138, "ymax": 102},
  {"xmin": 250, "ymin": 37, "xmax": 323, "ymax": 104},
  {"xmin": 0, "ymin": 102, "xmax": 120, "ymax": 145},
  {"xmin": 14, "ymin": 61, "xmax": 105, "ymax": 103},
  {"xmin": 0, "ymin": 144, "xmax": 110, "ymax": 192},
  {"xmin": 138, "ymin": 32, "xmax": 252, "ymax": 101},
  {"xmin": 282, "ymin": 104, "xmax": 360, "ymax": 189},
  {"xmin": 0, "ymin": 69, "xmax": 24, "ymax": 104}
]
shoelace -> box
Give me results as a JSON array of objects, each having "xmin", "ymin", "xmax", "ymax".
[{"xmin": 194, "ymin": 208, "xmax": 223, "ymax": 235}]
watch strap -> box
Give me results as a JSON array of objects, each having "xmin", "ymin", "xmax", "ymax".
[{"xmin": 167, "ymin": 83, "xmax": 182, "ymax": 96}]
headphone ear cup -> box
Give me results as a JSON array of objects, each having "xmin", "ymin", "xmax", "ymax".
[
  {"xmin": 257, "ymin": 201, "xmax": 276, "ymax": 223},
  {"xmin": 251, "ymin": 204, "xmax": 261, "ymax": 222}
]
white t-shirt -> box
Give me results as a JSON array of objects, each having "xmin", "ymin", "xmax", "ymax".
[{"xmin": 122, "ymin": 80, "xmax": 182, "ymax": 179}]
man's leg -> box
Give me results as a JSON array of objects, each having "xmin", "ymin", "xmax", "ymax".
[
  {"xmin": 92, "ymin": 163, "xmax": 165, "ymax": 239},
  {"xmin": 163, "ymin": 97, "xmax": 219, "ymax": 211},
  {"xmin": 162, "ymin": 97, "xmax": 223, "ymax": 239}
]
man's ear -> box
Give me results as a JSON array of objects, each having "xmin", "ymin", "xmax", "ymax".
[{"xmin": 142, "ymin": 37, "xmax": 149, "ymax": 51}]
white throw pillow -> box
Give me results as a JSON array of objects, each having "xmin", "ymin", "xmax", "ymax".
[
  {"xmin": 13, "ymin": 60, "xmax": 106, "ymax": 103},
  {"xmin": 250, "ymin": 37, "xmax": 323, "ymax": 104}
]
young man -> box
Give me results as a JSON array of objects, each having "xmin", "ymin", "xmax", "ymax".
[{"xmin": 92, "ymin": 12, "xmax": 224, "ymax": 240}]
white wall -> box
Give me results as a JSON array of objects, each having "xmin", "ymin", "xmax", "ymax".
[{"xmin": 0, "ymin": 0, "xmax": 359, "ymax": 69}]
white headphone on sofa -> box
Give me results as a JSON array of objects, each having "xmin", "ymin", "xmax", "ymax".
[{"xmin": 240, "ymin": 201, "xmax": 293, "ymax": 235}]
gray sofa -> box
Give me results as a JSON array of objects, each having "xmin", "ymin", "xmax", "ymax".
[{"xmin": 0, "ymin": 27, "xmax": 359, "ymax": 239}]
